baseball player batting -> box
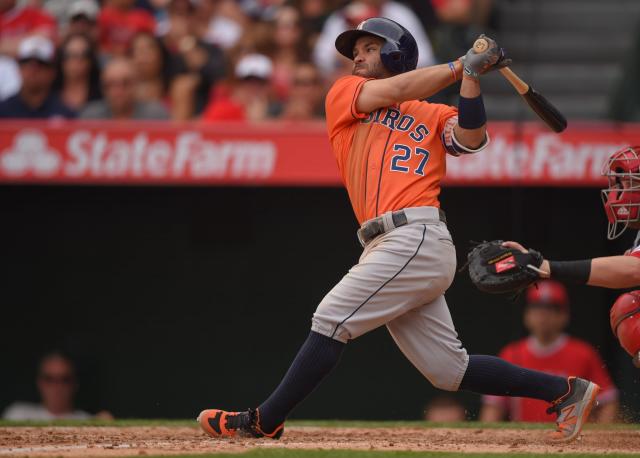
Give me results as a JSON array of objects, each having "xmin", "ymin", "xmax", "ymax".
[
  {"xmin": 494, "ymin": 145, "xmax": 640, "ymax": 367},
  {"xmin": 198, "ymin": 18, "xmax": 599, "ymax": 442}
]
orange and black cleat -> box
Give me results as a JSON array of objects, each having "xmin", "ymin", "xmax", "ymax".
[
  {"xmin": 547, "ymin": 377, "xmax": 600, "ymax": 442},
  {"xmin": 197, "ymin": 408, "xmax": 284, "ymax": 439}
]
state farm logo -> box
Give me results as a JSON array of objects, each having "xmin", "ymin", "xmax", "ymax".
[
  {"xmin": 0, "ymin": 129, "xmax": 61, "ymax": 176},
  {"xmin": 0, "ymin": 128, "xmax": 277, "ymax": 181}
]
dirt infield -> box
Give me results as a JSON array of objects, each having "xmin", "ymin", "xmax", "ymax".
[{"xmin": 1, "ymin": 425, "xmax": 639, "ymax": 457}]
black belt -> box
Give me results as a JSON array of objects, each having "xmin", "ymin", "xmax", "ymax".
[{"xmin": 357, "ymin": 209, "xmax": 447, "ymax": 246}]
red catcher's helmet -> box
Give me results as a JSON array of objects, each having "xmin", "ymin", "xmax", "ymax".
[
  {"xmin": 601, "ymin": 146, "xmax": 640, "ymax": 239},
  {"xmin": 610, "ymin": 291, "xmax": 640, "ymax": 362}
]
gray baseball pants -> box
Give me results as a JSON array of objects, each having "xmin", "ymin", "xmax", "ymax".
[{"xmin": 311, "ymin": 206, "xmax": 469, "ymax": 391}]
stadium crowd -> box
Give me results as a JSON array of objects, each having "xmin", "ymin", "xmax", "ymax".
[{"xmin": 0, "ymin": 0, "xmax": 496, "ymax": 120}]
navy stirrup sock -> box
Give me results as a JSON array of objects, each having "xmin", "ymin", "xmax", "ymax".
[
  {"xmin": 459, "ymin": 355, "xmax": 568, "ymax": 402},
  {"xmin": 258, "ymin": 331, "xmax": 345, "ymax": 433}
]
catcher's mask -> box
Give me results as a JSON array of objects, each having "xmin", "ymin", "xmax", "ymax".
[
  {"xmin": 601, "ymin": 146, "xmax": 640, "ymax": 240},
  {"xmin": 610, "ymin": 290, "xmax": 640, "ymax": 366}
]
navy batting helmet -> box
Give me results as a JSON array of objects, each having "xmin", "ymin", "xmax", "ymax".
[{"xmin": 335, "ymin": 17, "xmax": 418, "ymax": 74}]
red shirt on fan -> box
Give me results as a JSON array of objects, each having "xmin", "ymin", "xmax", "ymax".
[
  {"xmin": 483, "ymin": 335, "xmax": 618, "ymax": 422},
  {"xmin": 98, "ymin": 6, "xmax": 155, "ymax": 55},
  {"xmin": 0, "ymin": 6, "xmax": 56, "ymax": 43}
]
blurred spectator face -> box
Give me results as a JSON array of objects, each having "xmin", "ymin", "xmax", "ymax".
[
  {"xmin": 282, "ymin": 63, "xmax": 322, "ymax": 119},
  {"xmin": 524, "ymin": 306, "xmax": 569, "ymax": 342},
  {"xmin": 66, "ymin": 0, "xmax": 99, "ymax": 38},
  {"xmin": 18, "ymin": 36, "xmax": 56, "ymax": 94},
  {"xmin": 62, "ymin": 35, "xmax": 92, "ymax": 81},
  {"xmin": 524, "ymin": 280, "xmax": 569, "ymax": 343},
  {"xmin": 424, "ymin": 396, "xmax": 466, "ymax": 422},
  {"xmin": 352, "ymin": 35, "xmax": 390, "ymax": 79},
  {"xmin": 169, "ymin": 0, "xmax": 193, "ymax": 16},
  {"xmin": 0, "ymin": 0, "xmax": 15, "ymax": 13},
  {"xmin": 102, "ymin": 58, "xmax": 136, "ymax": 115},
  {"xmin": 300, "ymin": 0, "xmax": 326, "ymax": 18},
  {"xmin": 110, "ymin": 0, "xmax": 135, "ymax": 11},
  {"xmin": 37, "ymin": 355, "xmax": 77, "ymax": 415},
  {"xmin": 131, "ymin": 33, "xmax": 163, "ymax": 81},
  {"xmin": 234, "ymin": 53, "xmax": 273, "ymax": 96},
  {"xmin": 274, "ymin": 7, "xmax": 301, "ymax": 49},
  {"xmin": 291, "ymin": 63, "xmax": 321, "ymax": 102}
]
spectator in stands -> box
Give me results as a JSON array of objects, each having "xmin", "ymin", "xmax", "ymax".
[
  {"xmin": 0, "ymin": 36, "xmax": 75, "ymax": 119},
  {"xmin": 430, "ymin": 0, "xmax": 496, "ymax": 64},
  {"xmin": 129, "ymin": 32, "xmax": 171, "ymax": 105},
  {"xmin": 53, "ymin": 33, "xmax": 102, "ymax": 112},
  {"xmin": 2, "ymin": 351, "xmax": 111, "ymax": 421},
  {"xmin": 423, "ymin": 395, "xmax": 466, "ymax": 422},
  {"xmin": 610, "ymin": 23, "xmax": 640, "ymax": 121},
  {"xmin": 0, "ymin": 0, "xmax": 57, "ymax": 58},
  {"xmin": 63, "ymin": 0, "xmax": 100, "ymax": 43},
  {"xmin": 479, "ymin": 280, "xmax": 619, "ymax": 423},
  {"xmin": 294, "ymin": 0, "xmax": 334, "ymax": 50},
  {"xmin": 267, "ymin": 5, "xmax": 307, "ymax": 101},
  {"xmin": 202, "ymin": 53, "xmax": 278, "ymax": 122},
  {"xmin": 80, "ymin": 57, "xmax": 169, "ymax": 119},
  {"xmin": 98, "ymin": 0, "xmax": 156, "ymax": 57},
  {"xmin": 279, "ymin": 62, "xmax": 324, "ymax": 120},
  {"xmin": 168, "ymin": 36, "xmax": 226, "ymax": 119},
  {"xmin": 313, "ymin": 0, "xmax": 436, "ymax": 78},
  {"xmin": 196, "ymin": 0, "xmax": 247, "ymax": 51}
]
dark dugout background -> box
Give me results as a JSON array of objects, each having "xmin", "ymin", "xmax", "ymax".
[{"xmin": 1, "ymin": 185, "xmax": 639, "ymax": 421}]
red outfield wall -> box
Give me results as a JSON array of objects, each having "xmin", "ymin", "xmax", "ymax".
[{"xmin": 1, "ymin": 120, "xmax": 639, "ymax": 186}]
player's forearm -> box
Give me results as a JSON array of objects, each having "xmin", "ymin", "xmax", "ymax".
[
  {"xmin": 453, "ymin": 76, "xmax": 486, "ymax": 149},
  {"xmin": 588, "ymin": 256, "xmax": 640, "ymax": 288},
  {"xmin": 392, "ymin": 60, "xmax": 463, "ymax": 102},
  {"xmin": 540, "ymin": 256, "xmax": 640, "ymax": 288}
]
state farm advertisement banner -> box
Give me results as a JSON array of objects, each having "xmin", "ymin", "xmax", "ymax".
[{"xmin": 0, "ymin": 120, "xmax": 639, "ymax": 186}]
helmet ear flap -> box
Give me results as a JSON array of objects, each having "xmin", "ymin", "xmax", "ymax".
[{"xmin": 380, "ymin": 44, "xmax": 404, "ymax": 74}]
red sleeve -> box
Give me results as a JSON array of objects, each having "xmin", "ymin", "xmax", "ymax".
[
  {"xmin": 132, "ymin": 10, "xmax": 156, "ymax": 33},
  {"xmin": 626, "ymin": 247, "xmax": 640, "ymax": 258},
  {"xmin": 30, "ymin": 9, "xmax": 56, "ymax": 37},
  {"xmin": 324, "ymin": 75, "xmax": 370, "ymax": 141}
]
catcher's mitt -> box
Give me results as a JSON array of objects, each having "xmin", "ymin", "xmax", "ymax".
[{"xmin": 463, "ymin": 240, "xmax": 544, "ymax": 294}]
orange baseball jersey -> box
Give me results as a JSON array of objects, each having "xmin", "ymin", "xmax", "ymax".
[{"xmin": 325, "ymin": 75, "xmax": 468, "ymax": 224}]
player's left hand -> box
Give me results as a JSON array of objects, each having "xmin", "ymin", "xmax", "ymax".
[{"xmin": 460, "ymin": 34, "xmax": 511, "ymax": 78}]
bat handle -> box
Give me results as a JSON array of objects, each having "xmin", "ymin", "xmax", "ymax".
[{"xmin": 498, "ymin": 67, "xmax": 529, "ymax": 95}]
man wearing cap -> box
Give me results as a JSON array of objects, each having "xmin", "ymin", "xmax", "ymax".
[
  {"xmin": 202, "ymin": 54, "xmax": 278, "ymax": 122},
  {"xmin": 480, "ymin": 280, "xmax": 619, "ymax": 423},
  {"xmin": 0, "ymin": 36, "xmax": 75, "ymax": 119}
]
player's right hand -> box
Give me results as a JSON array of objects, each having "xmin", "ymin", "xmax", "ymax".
[{"xmin": 461, "ymin": 34, "xmax": 511, "ymax": 78}]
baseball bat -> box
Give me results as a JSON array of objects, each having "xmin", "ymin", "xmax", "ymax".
[{"xmin": 473, "ymin": 39, "xmax": 568, "ymax": 133}]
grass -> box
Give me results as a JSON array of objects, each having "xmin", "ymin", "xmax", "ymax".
[
  {"xmin": 1, "ymin": 418, "xmax": 639, "ymax": 430},
  {"xmin": 121, "ymin": 451, "xmax": 640, "ymax": 458}
]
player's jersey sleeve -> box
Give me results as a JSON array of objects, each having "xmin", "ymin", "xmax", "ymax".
[
  {"xmin": 433, "ymin": 103, "xmax": 490, "ymax": 156},
  {"xmin": 325, "ymin": 76, "xmax": 371, "ymax": 141},
  {"xmin": 583, "ymin": 344, "xmax": 618, "ymax": 403}
]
